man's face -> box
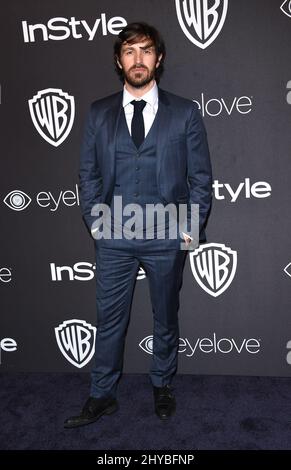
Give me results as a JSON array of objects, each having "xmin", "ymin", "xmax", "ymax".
[{"xmin": 117, "ymin": 37, "xmax": 162, "ymax": 89}]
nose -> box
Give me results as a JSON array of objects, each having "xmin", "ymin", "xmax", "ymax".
[{"xmin": 135, "ymin": 50, "xmax": 144, "ymax": 65}]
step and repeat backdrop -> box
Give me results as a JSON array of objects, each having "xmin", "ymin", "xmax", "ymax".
[{"xmin": 1, "ymin": 0, "xmax": 291, "ymax": 376}]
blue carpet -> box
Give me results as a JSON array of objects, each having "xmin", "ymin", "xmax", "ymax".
[{"xmin": 1, "ymin": 373, "xmax": 291, "ymax": 450}]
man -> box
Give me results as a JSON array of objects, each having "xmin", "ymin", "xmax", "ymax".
[{"xmin": 64, "ymin": 22, "xmax": 212, "ymax": 428}]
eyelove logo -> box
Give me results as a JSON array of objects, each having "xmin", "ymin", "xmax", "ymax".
[
  {"xmin": 0, "ymin": 268, "xmax": 12, "ymax": 283},
  {"xmin": 281, "ymin": 1, "xmax": 291, "ymax": 18},
  {"xmin": 3, "ymin": 190, "xmax": 32, "ymax": 211},
  {"xmin": 284, "ymin": 263, "xmax": 291, "ymax": 278},
  {"xmin": 28, "ymin": 88, "xmax": 75, "ymax": 146},
  {"xmin": 3, "ymin": 185, "xmax": 80, "ymax": 212},
  {"xmin": 0, "ymin": 337, "xmax": 17, "ymax": 364},
  {"xmin": 286, "ymin": 340, "xmax": 291, "ymax": 364},
  {"xmin": 22, "ymin": 13, "xmax": 127, "ymax": 43},
  {"xmin": 193, "ymin": 93, "xmax": 252, "ymax": 117},
  {"xmin": 139, "ymin": 333, "xmax": 260, "ymax": 356},
  {"xmin": 287, "ymin": 81, "xmax": 291, "ymax": 104},
  {"xmin": 176, "ymin": 0, "xmax": 228, "ymax": 49}
]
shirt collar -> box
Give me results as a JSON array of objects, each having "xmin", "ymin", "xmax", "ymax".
[{"xmin": 123, "ymin": 81, "xmax": 158, "ymax": 108}]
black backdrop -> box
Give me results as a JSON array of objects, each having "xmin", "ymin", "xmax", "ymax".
[{"xmin": 1, "ymin": 0, "xmax": 291, "ymax": 376}]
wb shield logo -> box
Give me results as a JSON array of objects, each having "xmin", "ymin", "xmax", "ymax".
[
  {"xmin": 190, "ymin": 243, "xmax": 237, "ymax": 297},
  {"xmin": 28, "ymin": 88, "xmax": 75, "ymax": 146},
  {"xmin": 175, "ymin": 0, "xmax": 228, "ymax": 49},
  {"xmin": 55, "ymin": 319, "xmax": 96, "ymax": 368}
]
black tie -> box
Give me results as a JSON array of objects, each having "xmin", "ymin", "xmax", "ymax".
[{"xmin": 131, "ymin": 100, "xmax": 146, "ymax": 148}]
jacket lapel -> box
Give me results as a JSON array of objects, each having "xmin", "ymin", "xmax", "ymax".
[
  {"xmin": 105, "ymin": 91, "xmax": 123, "ymax": 186},
  {"xmin": 156, "ymin": 88, "xmax": 172, "ymax": 189}
]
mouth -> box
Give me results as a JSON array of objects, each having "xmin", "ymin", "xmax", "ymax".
[{"xmin": 132, "ymin": 67, "xmax": 147, "ymax": 72}]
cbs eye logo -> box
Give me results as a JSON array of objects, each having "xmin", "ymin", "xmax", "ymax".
[
  {"xmin": 281, "ymin": 0, "xmax": 291, "ymax": 18},
  {"xmin": 3, "ymin": 190, "xmax": 32, "ymax": 211},
  {"xmin": 139, "ymin": 335, "xmax": 153, "ymax": 354},
  {"xmin": 287, "ymin": 81, "xmax": 291, "ymax": 105},
  {"xmin": 284, "ymin": 263, "xmax": 291, "ymax": 278}
]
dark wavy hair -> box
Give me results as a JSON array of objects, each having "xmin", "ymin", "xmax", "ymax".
[{"xmin": 114, "ymin": 22, "xmax": 166, "ymax": 84}]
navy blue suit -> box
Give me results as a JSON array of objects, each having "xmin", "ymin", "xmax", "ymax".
[{"xmin": 79, "ymin": 88, "xmax": 212, "ymax": 398}]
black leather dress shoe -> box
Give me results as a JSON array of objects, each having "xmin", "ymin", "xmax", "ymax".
[
  {"xmin": 153, "ymin": 385, "xmax": 176, "ymax": 420},
  {"xmin": 64, "ymin": 396, "xmax": 118, "ymax": 428}
]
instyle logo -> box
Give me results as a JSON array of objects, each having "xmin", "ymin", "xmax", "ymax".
[
  {"xmin": 0, "ymin": 268, "xmax": 12, "ymax": 283},
  {"xmin": 0, "ymin": 337, "xmax": 17, "ymax": 364},
  {"xmin": 22, "ymin": 13, "xmax": 127, "ymax": 43},
  {"xmin": 3, "ymin": 185, "xmax": 80, "ymax": 212},
  {"xmin": 213, "ymin": 178, "xmax": 272, "ymax": 202},
  {"xmin": 55, "ymin": 319, "xmax": 96, "ymax": 368},
  {"xmin": 281, "ymin": 0, "xmax": 291, "ymax": 18},
  {"xmin": 50, "ymin": 262, "xmax": 147, "ymax": 281},
  {"xmin": 193, "ymin": 93, "xmax": 253, "ymax": 117},
  {"xmin": 189, "ymin": 243, "xmax": 237, "ymax": 297},
  {"xmin": 176, "ymin": 0, "xmax": 228, "ymax": 49},
  {"xmin": 51, "ymin": 262, "xmax": 96, "ymax": 282},
  {"xmin": 287, "ymin": 80, "xmax": 291, "ymax": 104},
  {"xmin": 139, "ymin": 334, "xmax": 261, "ymax": 356},
  {"xmin": 28, "ymin": 88, "xmax": 75, "ymax": 146}
]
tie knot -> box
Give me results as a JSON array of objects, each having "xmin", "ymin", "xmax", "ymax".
[{"xmin": 131, "ymin": 100, "xmax": 146, "ymax": 112}]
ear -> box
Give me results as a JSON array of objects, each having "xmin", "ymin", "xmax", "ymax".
[
  {"xmin": 156, "ymin": 54, "xmax": 162, "ymax": 68},
  {"xmin": 116, "ymin": 57, "xmax": 122, "ymax": 69}
]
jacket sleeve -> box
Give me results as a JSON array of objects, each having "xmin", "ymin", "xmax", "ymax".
[
  {"xmin": 78, "ymin": 103, "xmax": 103, "ymax": 234},
  {"xmin": 186, "ymin": 104, "xmax": 212, "ymax": 243}
]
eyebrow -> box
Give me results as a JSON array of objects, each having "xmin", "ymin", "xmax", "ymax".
[
  {"xmin": 139, "ymin": 43, "xmax": 154, "ymax": 50},
  {"xmin": 123, "ymin": 43, "xmax": 154, "ymax": 51}
]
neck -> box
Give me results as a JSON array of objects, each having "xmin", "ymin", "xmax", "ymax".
[{"xmin": 124, "ymin": 79, "xmax": 155, "ymax": 98}]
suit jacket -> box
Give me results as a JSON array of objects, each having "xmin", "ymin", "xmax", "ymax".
[{"xmin": 79, "ymin": 87, "xmax": 212, "ymax": 242}]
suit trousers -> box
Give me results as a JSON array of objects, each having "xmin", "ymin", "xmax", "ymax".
[{"xmin": 90, "ymin": 238, "xmax": 187, "ymax": 399}]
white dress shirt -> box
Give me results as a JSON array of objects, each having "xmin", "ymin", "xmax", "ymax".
[{"xmin": 123, "ymin": 81, "xmax": 159, "ymax": 137}]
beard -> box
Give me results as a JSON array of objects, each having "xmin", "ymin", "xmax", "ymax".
[{"xmin": 123, "ymin": 65, "xmax": 156, "ymax": 89}]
